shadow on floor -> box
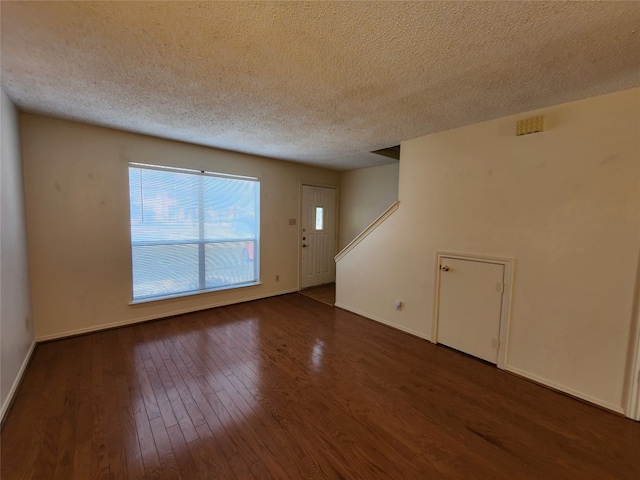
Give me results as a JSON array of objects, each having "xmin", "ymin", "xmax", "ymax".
[{"xmin": 298, "ymin": 283, "xmax": 335, "ymax": 306}]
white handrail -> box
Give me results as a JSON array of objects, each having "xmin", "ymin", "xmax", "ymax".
[{"xmin": 335, "ymin": 200, "xmax": 400, "ymax": 263}]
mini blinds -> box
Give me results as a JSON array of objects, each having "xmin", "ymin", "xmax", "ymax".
[{"xmin": 128, "ymin": 163, "xmax": 260, "ymax": 302}]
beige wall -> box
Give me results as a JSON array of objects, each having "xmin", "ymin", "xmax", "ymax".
[
  {"xmin": 1, "ymin": 91, "xmax": 35, "ymax": 420},
  {"xmin": 21, "ymin": 115, "xmax": 340, "ymax": 340},
  {"xmin": 336, "ymin": 88, "xmax": 640, "ymax": 414},
  {"xmin": 338, "ymin": 163, "xmax": 399, "ymax": 250}
]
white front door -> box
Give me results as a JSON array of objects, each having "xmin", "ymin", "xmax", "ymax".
[
  {"xmin": 436, "ymin": 257, "xmax": 504, "ymax": 364},
  {"xmin": 300, "ymin": 185, "xmax": 336, "ymax": 289}
]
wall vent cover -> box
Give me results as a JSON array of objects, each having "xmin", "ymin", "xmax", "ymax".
[{"xmin": 516, "ymin": 116, "xmax": 545, "ymax": 136}]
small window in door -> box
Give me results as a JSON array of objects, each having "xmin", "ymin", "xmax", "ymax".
[{"xmin": 315, "ymin": 207, "xmax": 324, "ymax": 230}]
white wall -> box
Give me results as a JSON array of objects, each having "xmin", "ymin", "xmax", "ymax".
[
  {"xmin": 21, "ymin": 115, "xmax": 340, "ymax": 340},
  {"xmin": 338, "ymin": 163, "xmax": 399, "ymax": 250},
  {"xmin": 1, "ymin": 91, "xmax": 35, "ymax": 421},
  {"xmin": 337, "ymin": 88, "xmax": 640, "ymax": 414}
]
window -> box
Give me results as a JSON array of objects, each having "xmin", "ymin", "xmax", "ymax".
[
  {"xmin": 315, "ymin": 207, "xmax": 324, "ymax": 230},
  {"xmin": 128, "ymin": 163, "xmax": 260, "ymax": 302}
]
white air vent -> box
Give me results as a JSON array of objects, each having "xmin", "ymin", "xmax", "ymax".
[{"xmin": 516, "ymin": 116, "xmax": 545, "ymax": 136}]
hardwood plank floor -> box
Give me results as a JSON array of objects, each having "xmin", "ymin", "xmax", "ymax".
[
  {"xmin": 298, "ymin": 283, "xmax": 336, "ymax": 306},
  {"xmin": 2, "ymin": 293, "xmax": 638, "ymax": 479}
]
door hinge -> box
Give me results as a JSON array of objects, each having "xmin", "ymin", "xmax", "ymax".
[
  {"xmin": 492, "ymin": 338, "xmax": 501, "ymax": 351},
  {"xmin": 496, "ymin": 282, "xmax": 506, "ymax": 293}
]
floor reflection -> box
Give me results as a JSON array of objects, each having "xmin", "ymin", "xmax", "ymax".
[{"xmin": 311, "ymin": 339, "xmax": 324, "ymax": 372}]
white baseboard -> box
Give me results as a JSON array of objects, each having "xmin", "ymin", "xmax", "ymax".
[
  {"xmin": 1, "ymin": 339, "xmax": 37, "ymax": 424},
  {"xmin": 36, "ymin": 288, "xmax": 298, "ymax": 342},
  {"xmin": 506, "ymin": 365, "xmax": 625, "ymax": 415},
  {"xmin": 334, "ymin": 302, "xmax": 431, "ymax": 341}
]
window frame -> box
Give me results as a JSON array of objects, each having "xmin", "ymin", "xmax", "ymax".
[{"xmin": 128, "ymin": 163, "xmax": 261, "ymax": 304}]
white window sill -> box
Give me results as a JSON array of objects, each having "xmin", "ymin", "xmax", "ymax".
[{"xmin": 129, "ymin": 281, "xmax": 262, "ymax": 307}]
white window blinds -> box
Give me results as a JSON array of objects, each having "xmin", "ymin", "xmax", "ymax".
[{"xmin": 128, "ymin": 164, "xmax": 260, "ymax": 302}]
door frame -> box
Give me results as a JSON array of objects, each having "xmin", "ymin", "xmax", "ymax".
[
  {"xmin": 629, "ymin": 331, "xmax": 640, "ymax": 420},
  {"xmin": 626, "ymin": 266, "xmax": 640, "ymax": 420},
  {"xmin": 297, "ymin": 182, "xmax": 339, "ymax": 290},
  {"xmin": 432, "ymin": 251, "xmax": 515, "ymax": 370},
  {"xmin": 625, "ymin": 253, "xmax": 640, "ymax": 420}
]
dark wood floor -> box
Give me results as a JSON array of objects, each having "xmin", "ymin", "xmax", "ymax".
[
  {"xmin": 2, "ymin": 294, "xmax": 638, "ymax": 479},
  {"xmin": 298, "ymin": 283, "xmax": 336, "ymax": 306}
]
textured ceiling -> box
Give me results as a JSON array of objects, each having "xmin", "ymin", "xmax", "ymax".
[{"xmin": 2, "ymin": 1, "xmax": 639, "ymax": 170}]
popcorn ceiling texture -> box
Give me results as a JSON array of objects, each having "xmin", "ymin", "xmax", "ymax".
[{"xmin": 1, "ymin": 1, "xmax": 639, "ymax": 170}]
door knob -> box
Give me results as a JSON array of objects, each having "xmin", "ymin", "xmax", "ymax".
[{"xmin": 440, "ymin": 265, "xmax": 450, "ymax": 271}]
